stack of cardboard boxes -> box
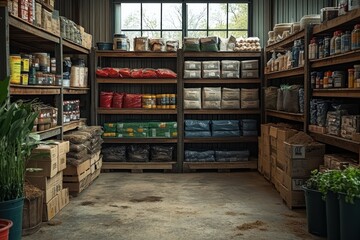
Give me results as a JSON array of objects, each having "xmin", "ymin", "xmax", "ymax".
[
  {"xmin": 322, "ymin": 154, "xmax": 358, "ymax": 171},
  {"xmin": 258, "ymin": 124, "xmax": 326, "ymax": 209},
  {"xmin": 26, "ymin": 140, "xmax": 70, "ymax": 221}
]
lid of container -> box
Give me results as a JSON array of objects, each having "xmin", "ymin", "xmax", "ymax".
[{"xmin": 114, "ymin": 33, "xmax": 126, "ymax": 38}]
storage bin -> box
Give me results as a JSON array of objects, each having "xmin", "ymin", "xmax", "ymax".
[
  {"xmin": 241, "ymin": 89, "xmax": 259, "ymax": 101},
  {"xmin": 184, "ymin": 61, "xmax": 202, "ymax": 70},
  {"xmin": 202, "ymin": 61, "xmax": 220, "ymax": 70},
  {"xmin": 202, "ymin": 70, "xmax": 220, "ymax": 79},
  {"xmin": 221, "ymin": 60, "xmax": 240, "ymax": 71},
  {"xmin": 184, "ymin": 70, "xmax": 201, "ymax": 79},
  {"xmin": 241, "ymin": 70, "xmax": 259, "ymax": 78},
  {"xmin": 241, "ymin": 60, "xmax": 259, "ymax": 70}
]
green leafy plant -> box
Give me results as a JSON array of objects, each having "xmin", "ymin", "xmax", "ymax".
[
  {"xmin": 336, "ymin": 167, "xmax": 360, "ymax": 204},
  {"xmin": 0, "ymin": 77, "xmax": 38, "ymax": 202},
  {"xmin": 304, "ymin": 169, "xmax": 323, "ymax": 190}
]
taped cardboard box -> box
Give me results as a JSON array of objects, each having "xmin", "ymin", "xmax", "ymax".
[
  {"xmin": 276, "ymin": 128, "xmax": 297, "ymax": 170},
  {"xmin": 26, "ymin": 171, "xmax": 63, "ymax": 203},
  {"xmin": 27, "ymin": 144, "xmax": 58, "ymax": 178},
  {"xmin": 43, "ymin": 195, "xmax": 59, "ymax": 221}
]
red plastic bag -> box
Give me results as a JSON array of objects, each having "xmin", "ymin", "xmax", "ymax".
[
  {"xmin": 96, "ymin": 69, "xmax": 109, "ymax": 77},
  {"xmin": 118, "ymin": 68, "xmax": 131, "ymax": 78},
  {"xmin": 156, "ymin": 69, "xmax": 177, "ymax": 78},
  {"xmin": 130, "ymin": 69, "xmax": 143, "ymax": 78},
  {"xmin": 124, "ymin": 94, "xmax": 142, "ymax": 108},
  {"xmin": 100, "ymin": 92, "xmax": 113, "ymax": 108},
  {"xmin": 103, "ymin": 68, "xmax": 121, "ymax": 78},
  {"xmin": 142, "ymin": 68, "xmax": 157, "ymax": 78},
  {"xmin": 112, "ymin": 92, "xmax": 125, "ymax": 108}
]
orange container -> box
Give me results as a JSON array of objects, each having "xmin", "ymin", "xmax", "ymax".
[{"xmin": 0, "ymin": 219, "xmax": 13, "ymax": 240}]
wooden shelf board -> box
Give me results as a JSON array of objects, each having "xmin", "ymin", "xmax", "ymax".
[
  {"xmin": 183, "ymin": 51, "xmax": 262, "ymax": 58},
  {"xmin": 97, "ymin": 108, "xmax": 177, "ymax": 115},
  {"xmin": 183, "ymin": 161, "xmax": 257, "ymax": 170},
  {"xmin": 36, "ymin": 0, "xmax": 54, "ymax": 12},
  {"xmin": 310, "ymin": 49, "xmax": 360, "ymax": 68},
  {"xmin": 184, "ymin": 109, "xmax": 261, "ymax": 115},
  {"xmin": 10, "ymin": 84, "xmax": 61, "ymax": 95},
  {"xmin": 265, "ymin": 67, "xmax": 304, "ymax": 79},
  {"xmin": 63, "ymin": 87, "xmax": 90, "ymax": 95},
  {"xmin": 313, "ymin": 8, "xmax": 360, "ymax": 34},
  {"xmin": 96, "ymin": 51, "xmax": 177, "ymax": 58},
  {"xmin": 310, "ymin": 133, "xmax": 360, "ymax": 154},
  {"xmin": 183, "ymin": 79, "xmax": 261, "ymax": 84},
  {"xmin": 312, "ymin": 88, "xmax": 360, "ymax": 98},
  {"xmin": 184, "ymin": 136, "xmax": 258, "ymax": 143},
  {"xmin": 265, "ymin": 29, "xmax": 305, "ymax": 52},
  {"xmin": 62, "ymin": 39, "xmax": 90, "ymax": 54},
  {"xmin": 97, "ymin": 78, "xmax": 177, "ymax": 84},
  {"xmin": 102, "ymin": 162, "xmax": 176, "ymax": 170},
  {"xmin": 63, "ymin": 120, "xmax": 82, "ymax": 133},
  {"xmin": 29, "ymin": 126, "xmax": 61, "ymax": 141},
  {"xmin": 9, "ymin": 15, "xmax": 59, "ymax": 45},
  {"xmin": 266, "ymin": 110, "xmax": 304, "ymax": 122},
  {"xmin": 103, "ymin": 138, "xmax": 178, "ymax": 144}
]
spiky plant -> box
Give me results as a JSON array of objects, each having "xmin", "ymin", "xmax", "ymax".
[{"xmin": 0, "ymin": 77, "xmax": 38, "ymax": 202}]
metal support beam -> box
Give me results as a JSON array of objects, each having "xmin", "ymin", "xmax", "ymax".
[{"xmin": 0, "ymin": 6, "xmax": 9, "ymax": 81}]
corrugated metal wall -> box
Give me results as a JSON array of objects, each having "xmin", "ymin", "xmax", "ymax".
[
  {"xmin": 56, "ymin": 0, "xmax": 113, "ymax": 46},
  {"xmin": 252, "ymin": 0, "xmax": 271, "ymax": 47}
]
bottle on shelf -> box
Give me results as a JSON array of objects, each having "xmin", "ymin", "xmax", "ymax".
[
  {"xmin": 341, "ymin": 31, "xmax": 351, "ymax": 53},
  {"xmin": 309, "ymin": 37, "xmax": 318, "ymax": 60},
  {"xmin": 351, "ymin": 24, "xmax": 360, "ymax": 50},
  {"xmin": 318, "ymin": 39, "xmax": 324, "ymax": 59},
  {"xmin": 335, "ymin": 31, "xmax": 342, "ymax": 55},
  {"xmin": 330, "ymin": 32, "xmax": 337, "ymax": 55},
  {"xmin": 324, "ymin": 36, "xmax": 331, "ymax": 57},
  {"xmin": 348, "ymin": 68, "xmax": 355, "ymax": 88}
]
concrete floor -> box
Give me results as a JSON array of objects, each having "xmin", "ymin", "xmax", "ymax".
[{"xmin": 24, "ymin": 172, "xmax": 324, "ymax": 240}]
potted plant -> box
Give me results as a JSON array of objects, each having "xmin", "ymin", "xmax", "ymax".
[
  {"xmin": 0, "ymin": 77, "xmax": 38, "ymax": 240},
  {"xmin": 336, "ymin": 167, "xmax": 360, "ymax": 240},
  {"xmin": 317, "ymin": 169, "xmax": 342, "ymax": 240},
  {"xmin": 302, "ymin": 170, "xmax": 327, "ymax": 237}
]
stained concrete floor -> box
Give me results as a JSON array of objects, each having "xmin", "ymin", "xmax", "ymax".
[{"xmin": 24, "ymin": 172, "xmax": 324, "ymax": 240}]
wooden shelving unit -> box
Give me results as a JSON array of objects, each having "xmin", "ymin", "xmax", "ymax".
[
  {"xmin": 312, "ymin": 88, "xmax": 360, "ymax": 98},
  {"xmin": 265, "ymin": 66, "xmax": 305, "ymax": 80},
  {"xmin": 97, "ymin": 108, "xmax": 177, "ymax": 115},
  {"xmin": 184, "ymin": 109, "xmax": 261, "ymax": 115},
  {"xmin": 97, "ymin": 78, "xmax": 177, "ymax": 84},
  {"xmin": 2, "ymin": 10, "xmax": 92, "ymax": 141},
  {"xmin": 103, "ymin": 138, "xmax": 177, "ymax": 144},
  {"xmin": 184, "ymin": 136, "xmax": 258, "ymax": 143},
  {"xmin": 310, "ymin": 133, "xmax": 360, "ymax": 154},
  {"xmin": 96, "ymin": 51, "xmax": 177, "ymax": 58},
  {"xmin": 310, "ymin": 49, "xmax": 360, "ymax": 68},
  {"xmin": 266, "ymin": 30, "xmax": 305, "ymax": 52},
  {"xmin": 183, "ymin": 51, "xmax": 262, "ymax": 58},
  {"xmin": 266, "ymin": 110, "xmax": 305, "ymax": 122},
  {"xmin": 102, "ymin": 162, "xmax": 176, "ymax": 173},
  {"xmin": 183, "ymin": 79, "xmax": 261, "ymax": 84},
  {"xmin": 183, "ymin": 161, "xmax": 258, "ymax": 171}
]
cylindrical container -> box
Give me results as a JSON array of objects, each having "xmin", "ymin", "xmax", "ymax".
[
  {"xmin": 169, "ymin": 94, "xmax": 176, "ymax": 109},
  {"xmin": 351, "ymin": 24, "xmax": 360, "ymax": 50},
  {"xmin": 35, "ymin": 72, "xmax": 44, "ymax": 85},
  {"xmin": 156, "ymin": 94, "xmax": 162, "ymax": 109},
  {"xmin": 324, "ymin": 36, "xmax": 331, "ymax": 57},
  {"xmin": 348, "ymin": 68, "xmax": 355, "ymax": 88},
  {"xmin": 32, "ymin": 55, "xmax": 40, "ymax": 71},
  {"xmin": 50, "ymin": 58, "xmax": 56, "ymax": 74},
  {"xmin": 354, "ymin": 65, "xmax": 360, "ymax": 88},
  {"xmin": 333, "ymin": 71, "xmax": 345, "ymax": 88},
  {"xmin": 323, "ymin": 71, "xmax": 329, "ymax": 89},
  {"xmin": 311, "ymin": 72, "xmax": 317, "ymax": 89},
  {"xmin": 33, "ymin": 53, "xmax": 48, "ymax": 72},
  {"xmin": 63, "ymin": 57, "xmax": 72, "ymax": 80},
  {"xmin": 28, "ymin": 67, "xmax": 36, "ymax": 85},
  {"xmin": 10, "ymin": 54, "xmax": 21, "ymax": 84},
  {"xmin": 330, "ymin": 32, "xmax": 337, "ymax": 55},
  {"xmin": 63, "ymin": 79, "xmax": 70, "ymax": 87},
  {"xmin": 134, "ymin": 37, "xmax": 149, "ymax": 51},
  {"xmin": 341, "ymin": 31, "xmax": 351, "ymax": 53},
  {"xmin": 113, "ymin": 33, "xmax": 129, "ymax": 51},
  {"xmin": 335, "ymin": 31, "xmax": 342, "ymax": 54},
  {"xmin": 21, "ymin": 54, "xmax": 30, "ymax": 72},
  {"xmin": 142, "ymin": 95, "xmax": 153, "ymax": 109},
  {"xmin": 349, "ymin": 0, "xmax": 360, "ymax": 11},
  {"xmin": 21, "ymin": 73, "xmax": 29, "ymax": 85},
  {"xmin": 318, "ymin": 39, "xmax": 324, "ymax": 59},
  {"xmin": 316, "ymin": 72, "xmax": 323, "ymax": 89},
  {"xmin": 55, "ymin": 75, "xmax": 62, "ymax": 86},
  {"xmin": 356, "ymin": 78, "xmax": 360, "ymax": 87},
  {"xmin": 70, "ymin": 66, "xmax": 81, "ymax": 87}
]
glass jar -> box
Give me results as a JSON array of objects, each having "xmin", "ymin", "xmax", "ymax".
[
  {"xmin": 330, "ymin": 32, "xmax": 337, "ymax": 55},
  {"xmin": 324, "ymin": 36, "xmax": 331, "ymax": 57},
  {"xmin": 341, "ymin": 31, "xmax": 351, "ymax": 53},
  {"xmin": 348, "ymin": 68, "xmax": 355, "ymax": 88},
  {"xmin": 351, "ymin": 24, "xmax": 360, "ymax": 50},
  {"xmin": 335, "ymin": 31, "xmax": 342, "ymax": 54},
  {"xmin": 333, "ymin": 71, "xmax": 345, "ymax": 88},
  {"xmin": 113, "ymin": 33, "xmax": 130, "ymax": 51}
]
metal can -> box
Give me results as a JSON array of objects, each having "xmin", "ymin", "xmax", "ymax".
[
  {"xmin": 21, "ymin": 54, "xmax": 30, "ymax": 72},
  {"xmin": 10, "ymin": 54, "xmax": 21, "ymax": 84},
  {"xmin": 333, "ymin": 71, "xmax": 345, "ymax": 88}
]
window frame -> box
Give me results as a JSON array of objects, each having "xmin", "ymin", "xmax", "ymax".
[{"xmin": 113, "ymin": 0, "xmax": 253, "ymax": 39}]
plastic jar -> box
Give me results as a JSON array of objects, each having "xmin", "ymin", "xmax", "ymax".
[
  {"xmin": 330, "ymin": 32, "xmax": 337, "ymax": 55},
  {"xmin": 308, "ymin": 38, "xmax": 318, "ymax": 60},
  {"xmin": 324, "ymin": 36, "xmax": 331, "ymax": 57},
  {"xmin": 349, "ymin": 0, "xmax": 360, "ymax": 11},
  {"xmin": 354, "ymin": 65, "xmax": 360, "ymax": 88},
  {"xmin": 341, "ymin": 31, "xmax": 351, "ymax": 53},
  {"xmin": 113, "ymin": 33, "xmax": 130, "ymax": 51},
  {"xmin": 351, "ymin": 24, "xmax": 360, "ymax": 50},
  {"xmin": 333, "ymin": 71, "xmax": 345, "ymax": 88},
  {"xmin": 311, "ymin": 72, "xmax": 317, "ymax": 89},
  {"xmin": 318, "ymin": 40, "xmax": 324, "ymax": 59},
  {"xmin": 335, "ymin": 31, "xmax": 342, "ymax": 54},
  {"xmin": 348, "ymin": 68, "xmax": 355, "ymax": 88}
]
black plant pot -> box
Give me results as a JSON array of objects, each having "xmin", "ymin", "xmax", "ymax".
[
  {"xmin": 326, "ymin": 191, "xmax": 340, "ymax": 240},
  {"xmin": 303, "ymin": 186, "xmax": 327, "ymax": 237},
  {"xmin": 339, "ymin": 194, "xmax": 360, "ymax": 240}
]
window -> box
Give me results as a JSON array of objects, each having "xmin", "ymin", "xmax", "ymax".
[{"xmin": 114, "ymin": 1, "xmax": 250, "ymax": 49}]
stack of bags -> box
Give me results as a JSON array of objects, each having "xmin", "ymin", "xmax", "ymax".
[
  {"xmin": 340, "ymin": 115, "xmax": 360, "ymax": 139},
  {"xmin": 241, "ymin": 60, "xmax": 259, "ymax": 78},
  {"xmin": 185, "ymin": 150, "xmax": 215, "ymax": 162},
  {"xmin": 184, "ymin": 88, "xmax": 201, "ymax": 110},
  {"xmin": 221, "ymin": 88, "xmax": 240, "ymax": 109},
  {"xmin": 241, "ymin": 119, "xmax": 258, "ymax": 136},
  {"xmin": 185, "ymin": 120, "xmax": 211, "ymax": 138},
  {"xmin": 202, "ymin": 87, "xmax": 221, "ymax": 109},
  {"xmin": 221, "ymin": 60, "xmax": 240, "ymax": 78},
  {"xmin": 103, "ymin": 122, "xmax": 177, "ymax": 138},
  {"xmin": 202, "ymin": 61, "xmax": 220, "ymax": 79},
  {"xmin": 211, "ymin": 120, "xmax": 241, "ymax": 137},
  {"xmin": 241, "ymin": 88, "xmax": 259, "ymax": 109},
  {"xmin": 215, "ymin": 150, "xmax": 250, "ymax": 162},
  {"xmin": 62, "ymin": 126, "xmax": 104, "ymax": 195},
  {"xmin": 184, "ymin": 61, "xmax": 201, "ymax": 79},
  {"xmin": 148, "ymin": 122, "xmax": 177, "ymax": 138}
]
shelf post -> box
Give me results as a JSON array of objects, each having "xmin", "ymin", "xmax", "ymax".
[
  {"xmin": 55, "ymin": 39, "xmax": 64, "ymax": 139},
  {"xmin": 177, "ymin": 49, "xmax": 184, "ymax": 173},
  {"xmin": 0, "ymin": 6, "xmax": 9, "ymax": 81}
]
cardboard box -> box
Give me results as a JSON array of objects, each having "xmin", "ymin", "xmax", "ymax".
[
  {"xmin": 95, "ymin": 157, "xmax": 102, "ymax": 170},
  {"xmin": 43, "ymin": 195, "xmax": 59, "ymax": 221},
  {"xmin": 58, "ymin": 188, "xmax": 69, "ymax": 210},
  {"xmin": 262, "ymin": 151, "xmax": 271, "ymax": 180},
  {"xmin": 42, "ymin": 8, "xmax": 52, "ymax": 31},
  {"xmin": 27, "ymin": 144, "xmax": 58, "ymax": 178},
  {"xmin": 270, "ymin": 154, "xmax": 277, "ymax": 184},
  {"xmin": 284, "ymin": 142, "xmax": 325, "ymax": 178},
  {"xmin": 276, "ymin": 128, "xmax": 297, "ymax": 170},
  {"xmin": 50, "ymin": 140, "xmax": 70, "ymax": 156},
  {"xmin": 58, "ymin": 154, "xmax": 66, "ymax": 172},
  {"xmin": 279, "ymin": 183, "xmax": 305, "ymax": 209},
  {"xmin": 91, "ymin": 168, "xmax": 101, "ymax": 182},
  {"xmin": 26, "ymin": 171, "xmax": 63, "ymax": 203},
  {"xmin": 275, "ymin": 166, "xmax": 285, "ymax": 187},
  {"xmin": 308, "ymin": 125, "xmax": 327, "ymax": 134},
  {"xmin": 64, "ymin": 174, "xmax": 92, "ymax": 194},
  {"xmin": 63, "ymin": 159, "xmax": 90, "ymax": 178},
  {"xmin": 90, "ymin": 151, "xmax": 101, "ymax": 165},
  {"xmin": 352, "ymin": 133, "xmax": 360, "ymax": 142}
]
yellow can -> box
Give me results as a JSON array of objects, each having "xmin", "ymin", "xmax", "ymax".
[
  {"xmin": 21, "ymin": 55, "xmax": 30, "ymax": 72},
  {"xmin": 10, "ymin": 55, "xmax": 21, "ymax": 84},
  {"xmin": 21, "ymin": 73, "xmax": 29, "ymax": 85}
]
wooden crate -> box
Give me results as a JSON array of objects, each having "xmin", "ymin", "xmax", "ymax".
[{"xmin": 63, "ymin": 159, "xmax": 90, "ymax": 182}]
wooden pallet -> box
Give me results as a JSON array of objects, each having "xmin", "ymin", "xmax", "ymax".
[
  {"xmin": 183, "ymin": 161, "xmax": 258, "ymax": 173},
  {"xmin": 102, "ymin": 162, "xmax": 176, "ymax": 173}
]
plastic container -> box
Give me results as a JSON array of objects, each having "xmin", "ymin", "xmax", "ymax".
[
  {"xmin": 300, "ymin": 15, "xmax": 321, "ymax": 30},
  {"xmin": 330, "ymin": 32, "xmax": 337, "ymax": 55},
  {"xmin": 324, "ymin": 36, "xmax": 331, "ymax": 57},
  {"xmin": 349, "ymin": 0, "xmax": 360, "ymax": 11},
  {"xmin": 0, "ymin": 219, "xmax": 13, "ymax": 240},
  {"xmin": 113, "ymin": 33, "xmax": 129, "ymax": 51},
  {"xmin": 351, "ymin": 24, "xmax": 360, "ymax": 50},
  {"xmin": 0, "ymin": 198, "xmax": 24, "ymax": 240},
  {"xmin": 320, "ymin": 7, "xmax": 339, "ymax": 22},
  {"xmin": 96, "ymin": 42, "xmax": 113, "ymax": 50},
  {"xmin": 333, "ymin": 71, "xmax": 345, "ymax": 88},
  {"xmin": 335, "ymin": 31, "xmax": 342, "ymax": 54},
  {"xmin": 341, "ymin": 31, "xmax": 351, "ymax": 53},
  {"xmin": 308, "ymin": 38, "xmax": 318, "ymax": 60},
  {"xmin": 318, "ymin": 39, "xmax": 324, "ymax": 59}
]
